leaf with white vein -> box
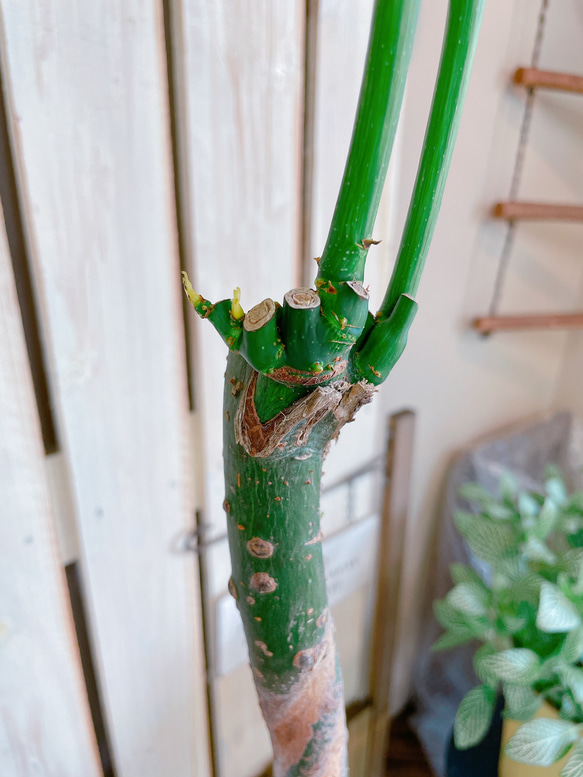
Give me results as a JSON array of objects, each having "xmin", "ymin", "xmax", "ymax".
[
  {"xmin": 454, "ymin": 685, "xmax": 496, "ymax": 749},
  {"xmin": 535, "ymin": 498, "xmax": 560, "ymax": 540},
  {"xmin": 503, "ymin": 684, "xmax": 541, "ymax": 722},
  {"xmin": 505, "ymin": 718, "xmax": 578, "ymax": 767},
  {"xmin": 562, "ymin": 627, "xmax": 583, "ymax": 663},
  {"xmin": 561, "ymin": 694, "xmax": 578, "ymax": 722},
  {"xmin": 561, "ymin": 739, "xmax": 583, "ymax": 777},
  {"xmin": 432, "ymin": 629, "xmax": 475, "ymax": 652},
  {"xmin": 560, "ymin": 666, "xmax": 583, "ymax": 706},
  {"xmin": 500, "ymin": 472, "xmax": 518, "ymax": 502},
  {"xmin": 523, "ymin": 536, "xmax": 557, "ymax": 565},
  {"xmin": 537, "ymin": 582, "xmax": 581, "ymax": 634},
  {"xmin": 458, "ymin": 483, "xmax": 494, "ymax": 507},
  {"xmin": 450, "ymin": 563, "xmax": 483, "ymax": 586},
  {"xmin": 454, "ymin": 511, "xmax": 514, "ymax": 564},
  {"xmin": 519, "ymin": 492, "xmax": 540, "ymax": 518},
  {"xmin": 433, "ymin": 600, "xmax": 489, "ymax": 639},
  {"xmin": 547, "ymin": 477, "xmax": 568, "ymax": 506},
  {"xmin": 476, "ymin": 648, "xmax": 540, "ymax": 686},
  {"xmin": 447, "ymin": 582, "xmax": 490, "ymax": 617}
]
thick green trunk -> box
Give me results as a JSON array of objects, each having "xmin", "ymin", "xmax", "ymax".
[{"xmin": 223, "ymin": 351, "xmax": 374, "ymax": 776}]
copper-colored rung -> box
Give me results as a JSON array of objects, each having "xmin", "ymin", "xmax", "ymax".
[
  {"xmin": 473, "ymin": 313, "xmax": 583, "ymax": 334},
  {"xmin": 493, "ymin": 201, "xmax": 583, "ymax": 222},
  {"xmin": 514, "ymin": 67, "xmax": 583, "ymax": 95}
]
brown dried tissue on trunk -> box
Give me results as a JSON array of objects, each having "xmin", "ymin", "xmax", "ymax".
[{"xmin": 257, "ymin": 619, "xmax": 348, "ymax": 777}]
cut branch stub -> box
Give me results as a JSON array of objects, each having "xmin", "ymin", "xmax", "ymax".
[
  {"xmin": 241, "ymin": 298, "xmax": 285, "ymax": 373},
  {"xmin": 182, "ymin": 272, "xmax": 244, "ymax": 350},
  {"xmin": 209, "ymin": 298, "xmax": 244, "ymax": 350},
  {"xmin": 316, "ymin": 277, "xmax": 370, "ymax": 349},
  {"xmin": 281, "ymin": 288, "xmax": 323, "ymax": 371}
]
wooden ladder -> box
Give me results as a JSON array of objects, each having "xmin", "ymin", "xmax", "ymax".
[{"xmin": 473, "ymin": 67, "xmax": 583, "ymax": 335}]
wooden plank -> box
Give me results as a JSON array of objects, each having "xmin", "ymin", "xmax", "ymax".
[
  {"xmin": 514, "ymin": 67, "xmax": 583, "ymax": 95},
  {"xmin": 473, "ymin": 312, "xmax": 583, "ymax": 334},
  {"xmin": 366, "ymin": 411, "xmax": 416, "ymax": 777},
  {"xmin": 0, "ymin": 202, "xmax": 101, "ymax": 776},
  {"xmin": 173, "ymin": 1, "xmax": 304, "ymax": 540},
  {"xmin": 493, "ymin": 201, "xmax": 583, "ymax": 221},
  {"xmin": 348, "ymin": 706, "xmax": 373, "ymax": 777},
  {"xmin": 171, "ymin": 4, "xmax": 305, "ymax": 772},
  {"xmin": 0, "ymin": 3, "xmax": 210, "ymax": 776}
]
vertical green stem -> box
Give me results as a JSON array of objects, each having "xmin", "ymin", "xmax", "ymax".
[
  {"xmin": 317, "ymin": 0, "xmax": 420, "ymax": 283},
  {"xmin": 380, "ymin": 0, "xmax": 485, "ymax": 317},
  {"xmin": 224, "ymin": 353, "xmax": 348, "ymax": 776}
]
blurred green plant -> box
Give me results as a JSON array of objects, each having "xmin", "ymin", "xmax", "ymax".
[{"xmin": 434, "ymin": 467, "xmax": 583, "ymax": 771}]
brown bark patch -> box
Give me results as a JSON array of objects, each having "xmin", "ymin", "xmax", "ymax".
[
  {"xmin": 249, "ymin": 572, "xmax": 277, "ymax": 593},
  {"xmin": 257, "ymin": 617, "xmax": 347, "ymax": 777},
  {"xmin": 235, "ymin": 372, "xmax": 343, "ymax": 458},
  {"xmin": 268, "ymin": 360, "xmax": 347, "ymax": 386},
  {"xmin": 332, "ymin": 380, "xmax": 376, "ymax": 427},
  {"xmin": 247, "ymin": 537, "xmax": 275, "ymax": 558}
]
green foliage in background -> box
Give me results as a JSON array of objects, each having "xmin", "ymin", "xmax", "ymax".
[{"xmin": 434, "ymin": 467, "xmax": 583, "ymax": 772}]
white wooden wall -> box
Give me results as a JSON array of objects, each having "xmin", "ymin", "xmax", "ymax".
[
  {"xmin": 0, "ymin": 2, "xmax": 209, "ymax": 775},
  {"xmin": 9, "ymin": 0, "xmax": 573, "ymax": 775},
  {"xmin": 0, "ymin": 200, "xmax": 102, "ymax": 777}
]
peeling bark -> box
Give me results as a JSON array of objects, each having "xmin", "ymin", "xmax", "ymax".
[{"xmin": 258, "ymin": 619, "xmax": 348, "ymax": 777}]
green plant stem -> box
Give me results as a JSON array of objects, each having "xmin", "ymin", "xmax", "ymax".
[
  {"xmin": 350, "ymin": 293, "xmax": 417, "ymax": 383},
  {"xmin": 317, "ymin": 0, "xmax": 420, "ymax": 284},
  {"xmin": 224, "ymin": 352, "xmax": 351, "ymax": 776},
  {"xmin": 380, "ymin": 0, "xmax": 485, "ymax": 318}
]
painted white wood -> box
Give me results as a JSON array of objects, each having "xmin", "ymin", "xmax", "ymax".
[
  {"xmin": 0, "ymin": 203, "xmax": 101, "ymax": 776},
  {"xmin": 174, "ymin": 0, "xmax": 305, "ymax": 542},
  {"xmin": 545, "ymin": 0, "xmax": 583, "ymax": 422},
  {"xmin": 0, "ymin": 3, "xmax": 210, "ymax": 776},
  {"xmin": 172, "ymin": 5, "xmax": 305, "ymax": 773}
]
